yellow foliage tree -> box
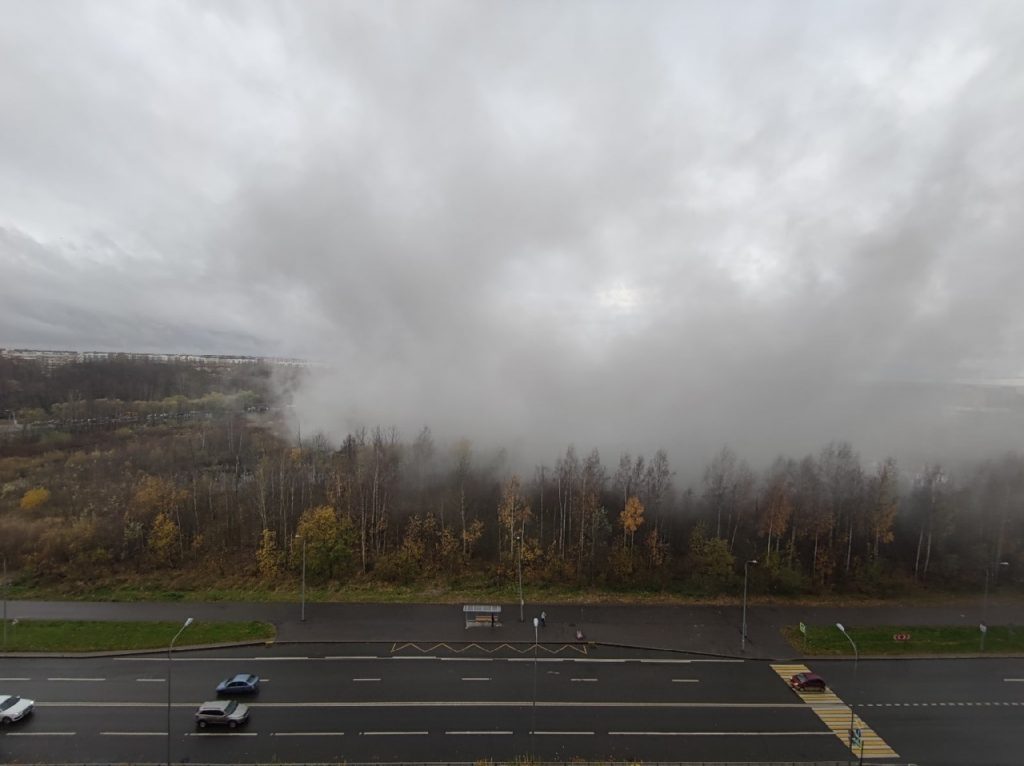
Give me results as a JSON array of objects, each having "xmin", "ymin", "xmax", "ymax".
[
  {"xmin": 292, "ymin": 505, "xmax": 357, "ymax": 580},
  {"xmin": 620, "ymin": 496, "xmax": 645, "ymax": 553},
  {"xmin": 20, "ymin": 487, "xmax": 51, "ymax": 512},
  {"xmin": 149, "ymin": 512, "xmax": 180, "ymax": 566},
  {"xmin": 256, "ymin": 529, "xmax": 284, "ymax": 580}
]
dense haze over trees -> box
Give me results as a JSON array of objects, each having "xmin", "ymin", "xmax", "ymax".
[
  {"xmin": 2, "ymin": 2, "xmax": 1024, "ymax": 471},
  {"xmin": 1, "ymin": 357, "xmax": 1021, "ymax": 596}
]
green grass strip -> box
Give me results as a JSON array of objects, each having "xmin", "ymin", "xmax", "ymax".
[
  {"xmin": 0, "ymin": 619, "xmax": 275, "ymax": 652},
  {"xmin": 785, "ymin": 623, "xmax": 1024, "ymax": 655}
]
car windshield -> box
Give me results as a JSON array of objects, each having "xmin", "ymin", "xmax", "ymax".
[
  {"xmin": 224, "ymin": 700, "xmax": 238, "ymax": 714},
  {"xmin": 0, "ymin": 697, "xmax": 20, "ymax": 711}
]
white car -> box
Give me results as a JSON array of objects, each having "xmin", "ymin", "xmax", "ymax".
[{"xmin": 0, "ymin": 694, "xmax": 34, "ymax": 724}]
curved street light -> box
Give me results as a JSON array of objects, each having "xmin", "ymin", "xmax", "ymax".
[
  {"xmin": 836, "ymin": 622, "xmax": 859, "ymax": 766},
  {"xmin": 982, "ymin": 561, "xmax": 1010, "ymax": 650},
  {"xmin": 167, "ymin": 617, "xmax": 194, "ymax": 766}
]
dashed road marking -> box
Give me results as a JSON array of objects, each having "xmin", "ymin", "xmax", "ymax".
[
  {"xmin": 446, "ymin": 730, "xmax": 513, "ymax": 735},
  {"xmin": 571, "ymin": 678, "xmax": 598, "ymax": 682},
  {"xmin": 187, "ymin": 732, "xmax": 258, "ymax": 737},
  {"xmin": 47, "ymin": 677, "xmax": 105, "ymax": 682},
  {"xmin": 352, "ymin": 678, "xmax": 381, "ymax": 682},
  {"xmin": 136, "ymin": 678, "xmax": 164, "ymax": 682},
  {"xmin": 534, "ymin": 730, "xmax": 594, "ymax": 735},
  {"xmin": 361, "ymin": 730, "xmax": 427, "ymax": 736},
  {"xmin": 101, "ymin": 732, "xmax": 165, "ymax": 736},
  {"xmin": 672, "ymin": 679, "xmax": 699, "ymax": 683},
  {"xmin": 5, "ymin": 732, "xmax": 76, "ymax": 736},
  {"xmin": 461, "ymin": 677, "xmax": 491, "ymax": 681},
  {"xmin": 272, "ymin": 732, "xmax": 345, "ymax": 736}
]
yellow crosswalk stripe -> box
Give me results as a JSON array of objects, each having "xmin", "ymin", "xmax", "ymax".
[{"xmin": 769, "ymin": 663, "xmax": 899, "ymax": 758}]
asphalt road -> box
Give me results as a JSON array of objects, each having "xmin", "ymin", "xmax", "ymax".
[{"xmin": 2, "ymin": 643, "xmax": 1023, "ymax": 764}]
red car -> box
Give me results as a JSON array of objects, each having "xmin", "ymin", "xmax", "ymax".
[{"xmin": 790, "ymin": 672, "xmax": 827, "ymax": 691}]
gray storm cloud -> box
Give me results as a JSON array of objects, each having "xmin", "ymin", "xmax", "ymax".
[{"xmin": 2, "ymin": 0, "xmax": 1023, "ymax": 469}]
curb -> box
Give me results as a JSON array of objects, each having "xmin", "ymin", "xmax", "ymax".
[{"xmin": 0, "ymin": 638, "xmax": 274, "ymax": 659}]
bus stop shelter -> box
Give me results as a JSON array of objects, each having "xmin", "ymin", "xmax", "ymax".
[{"xmin": 463, "ymin": 604, "xmax": 501, "ymax": 628}]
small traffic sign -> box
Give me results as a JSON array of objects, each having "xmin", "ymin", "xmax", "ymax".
[
  {"xmin": 851, "ymin": 727, "xmax": 862, "ymax": 747},
  {"xmin": 799, "ymin": 622, "xmax": 807, "ymax": 635}
]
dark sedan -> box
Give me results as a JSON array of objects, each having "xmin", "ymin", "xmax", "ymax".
[{"xmin": 216, "ymin": 673, "xmax": 260, "ymax": 695}]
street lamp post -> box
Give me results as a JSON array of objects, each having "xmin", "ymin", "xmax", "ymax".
[
  {"xmin": 2, "ymin": 557, "xmax": 7, "ymax": 648},
  {"xmin": 295, "ymin": 534, "xmax": 307, "ymax": 623},
  {"xmin": 167, "ymin": 617, "xmax": 194, "ymax": 766},
  {"xmin": 741, "ymin": 559, "xmax": 758, "ymax": 652},
  {"xmin": 515, "ymin": 533, "xmax": 524, "ymax": 622},
  {"xmin": 532, "ymin": 616, "xmax": 539, "ymax": 754},
  {"xmin": 982, "ymin": 561, "xmax": 1009, "ymax": 650},
  {"xmin": 836, "ymin": 622, "xmax": 859, "ymax": 766}
]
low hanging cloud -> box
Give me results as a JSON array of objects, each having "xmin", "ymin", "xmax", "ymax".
[{"xmin": 2, "ymin": 1, "xmax": 1023, "ymax": 469}]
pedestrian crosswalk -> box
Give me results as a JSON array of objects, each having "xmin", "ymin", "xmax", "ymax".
[{"xmin": 770, "ymin": 663, "xmax": 899, "ymax": 759}]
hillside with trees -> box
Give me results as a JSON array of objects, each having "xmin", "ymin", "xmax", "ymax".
[{"xmin": 1, "ymin": 354, "xmax": 1022, "ymax": 599}]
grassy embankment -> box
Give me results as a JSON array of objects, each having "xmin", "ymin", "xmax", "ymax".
[
  {"xmin": 785, "ymin": 624, "xmax": 1024, "ymax": 655},
  {"xmin": 0, "ymin": 619, "xmax": 275, "ymax": 652}
]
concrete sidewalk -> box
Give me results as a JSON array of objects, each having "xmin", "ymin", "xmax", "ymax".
[{"xmin": 6, "ymin": 598, "xmax": 1024, "ymax": 659}]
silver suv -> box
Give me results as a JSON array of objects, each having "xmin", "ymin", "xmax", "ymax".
[{"xmin": 195, "ymin": 699, "xmax": 249, "ymax": 729}]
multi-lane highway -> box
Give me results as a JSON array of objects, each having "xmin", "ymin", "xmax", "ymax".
[{"xmin": 2, "ymin": 641, "xmax": 1022, "ymax": 764}]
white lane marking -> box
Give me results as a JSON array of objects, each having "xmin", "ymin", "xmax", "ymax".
[
  {"xmin": 136, "ymin": 678, "xmax": 165, "ymax": 682},
  {"xmin": 446, "ymin": 730, "xmax": 513, "ymax": 735},
  {"xmin": 187, "ymin": 732, "xmax": 258, "ymax": 737},
  {"xmin": 353, "ymin": 678, "xmax": 381, "ymax": 682},
  {"xmin": 47, "ymin": 677, "xmax": 105, "ymax": 682},
  {"xmin": 38, "ymin": 700, "xmax": 809, "ymax": 709},
  {"xmin": 571, "ymin": 678, "xmax": 598, "ymax": 682},
  {"xmin": 461, "ymin": 677, "xmax": 491, "ymax": 682},
  {"xmin": 260, "ymin": 678, "xmax": 270, "ymax": 682},
  {"xmin": 325, "ymin": 656, "xmax": 377, "ymax": 660},
  {"xmin": 534, "ymin": 730, "xmax": 594, "ymax": 735},
  {"xmin": 609, "ymin": 731, "xmax": 836, "ymax": 736},
  {"xmin": 362, "ymin": 731, "xmax": 427, "ymax": 735},
  {"xmin": 272, "ymin": 732, "xmax": 345, "ymax": 736},
  {"xmin": 1003, "ymin": 678, "xmax": 1024, "ymax": 682},
  {"xmin": 441, "ymin": 657, "xmax": 494, "ymax": 662},
  {"xmin": 672, "ymin": 679, "xmax": 699, "ymax": 683},
  {"xmin": 0, "ymin": 677, "xmax": 30, "ymax": 681},
  {"xmin": 392, "ymin": 656, "xmax": 435, "ymax": 660},
  {"xmin": 5, "ymin": 732, "xmax": 76, "ymax": 736},
  {"xmin": 101, "ymin": 732, "xmax": 166, "ymax": 736}
]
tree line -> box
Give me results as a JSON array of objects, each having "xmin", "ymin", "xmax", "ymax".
[{"xmin": 0, "ymin": 358, "xmax": 1021, "ymax": 595}]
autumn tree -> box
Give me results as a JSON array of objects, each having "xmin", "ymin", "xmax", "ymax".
[
  {"xmin": 19, "ymin": 487, "xmax": 51, "ymax": 512},
  {"xmin": 865, "ymin": 458, "xmax": 898, "ymax": 560},
  {"xmin": 293, "ymin": 505, "xmax": 357, "ymax": 581},
  {"xmin": 620, "ymin": 496, "xmax": 645, "ymax": 554},
  {"xmin": 149, "ymin": 512, "xmax": 179, "ymax": 566},
  {"xmin": 256, "ymin": 529, "xmax": 284, "ymax": 580}
]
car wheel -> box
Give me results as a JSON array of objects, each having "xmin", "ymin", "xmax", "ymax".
[
  {"xmin": 1, "ymin": 716, "xmax": 10, "ymax": 725},
  {"xmin": 229, "ymin": 720, "xmax": 237, "ymax": 729},
  {"xmin": 198, "ymin": 720, "xmax": 207, "ymax": 728}
]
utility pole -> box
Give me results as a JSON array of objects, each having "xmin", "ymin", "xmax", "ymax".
[{"xmin": 742, "ymin": 559, "xmax": 758, "ymax": 652}]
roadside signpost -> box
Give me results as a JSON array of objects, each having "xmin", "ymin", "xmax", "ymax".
[
  {"xmin": 799, "ymin": 621, "xmax": 807, "ymax": 651},
  {"xmin": 980, "ymin": 622, "xmax": 988, "ymax": 652}
]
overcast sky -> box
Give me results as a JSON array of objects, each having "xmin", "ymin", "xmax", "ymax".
[{"xmin": 2, "ymin": 1, "xmax": 1023, "ymax": 468}]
